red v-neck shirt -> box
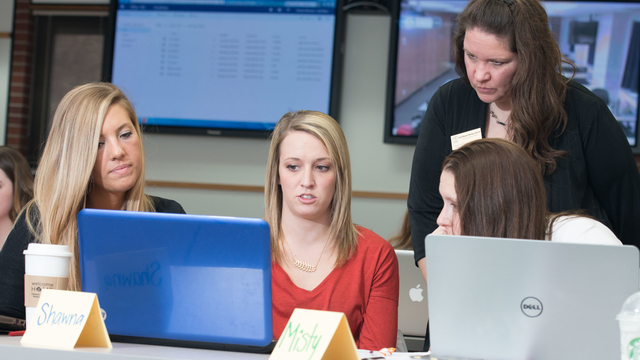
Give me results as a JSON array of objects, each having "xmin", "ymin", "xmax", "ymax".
[{"xmin": 271, "ymin": 227, "xmax": 399, "ymax": 350}]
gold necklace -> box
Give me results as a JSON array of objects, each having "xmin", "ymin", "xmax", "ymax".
[{"xmin": 284, "ymin": 234, "xmax": 331, "ymax": 273}]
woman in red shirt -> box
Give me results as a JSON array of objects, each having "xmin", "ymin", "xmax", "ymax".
[{"xmin": 264, "ymin": 110, "xmax": 399, "ymax": 350}]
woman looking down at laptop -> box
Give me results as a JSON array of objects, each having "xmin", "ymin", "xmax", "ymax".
[
  {"xmin": 434, "ymin": 138, "xmax": 621, "ymax": 244},
  {"xmin": 0, "ymin": 82, "xmax": 185, "ymax": 320},
  {"xmin": 265, "ymin": 111, "xmax": 399, "ymax": 350}
]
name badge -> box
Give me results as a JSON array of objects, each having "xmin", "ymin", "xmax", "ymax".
[{"xmin": 451, "ymin": 128, "xmax": 482, "ymax": 150}]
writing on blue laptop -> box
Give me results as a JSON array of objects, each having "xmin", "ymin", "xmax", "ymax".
[{"xmin": 104, "ymin": 261, "xmax": 162, "ymax": 289}]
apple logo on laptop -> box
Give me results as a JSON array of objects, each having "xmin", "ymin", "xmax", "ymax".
[
  {"xmin": 521, "ymin": 297, "xmax": 543, "ymax": 317},
  {"xmin": 409, "ymin": 284, "xmax": 424, "ymax": 302}
]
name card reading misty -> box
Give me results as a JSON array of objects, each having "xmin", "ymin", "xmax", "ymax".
[
  {"xmin": 269, "ymin": 309, "xmax": 359, "ymax": 360},
  {"xmin": 21, "ymin": 289, "xmax": 112, "ymax": 349}
]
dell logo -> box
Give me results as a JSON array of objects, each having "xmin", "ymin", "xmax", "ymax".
[{"xmin": 521, "ymin": 297, "xmax": 543, "ymax": 317}]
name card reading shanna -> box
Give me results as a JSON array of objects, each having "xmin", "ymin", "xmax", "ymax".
[
  {"xmin": 269, "ymin": 309, "xmax": 358, "ymax": 360},
  {"xmin": 21, "ymin": 289, "xmax": 112, "ymax": 349}
]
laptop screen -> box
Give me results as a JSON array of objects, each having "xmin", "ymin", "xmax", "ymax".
[
  {"xmin": 77, "ymin": 209, "xmax": 273, "ymax": 348},
  {"xmin": 425, "ymin": 234, "xmax": 639, "ymax": 359}
]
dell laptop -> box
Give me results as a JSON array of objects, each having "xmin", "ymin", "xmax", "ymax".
[{"xmin": 425, "ymin": 234, "xmax": 639, "ymax": 360}]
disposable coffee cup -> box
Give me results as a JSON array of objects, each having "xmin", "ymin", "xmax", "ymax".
[
  {"xmin": 23, "ymin": 243, "xmax": 73, "ymax": 327},
  {"xmin": 617, "ymin": 291, "xmax": 640, "ymax": 360}
]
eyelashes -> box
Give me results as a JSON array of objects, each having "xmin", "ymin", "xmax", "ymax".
[{"xmin": 284, "ymin": 163, "xmax": 332, "ymax": 172}]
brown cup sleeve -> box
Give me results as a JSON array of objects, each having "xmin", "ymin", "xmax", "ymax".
[{"xmin": 24, "ymin": 275, "xmax": 69, "ymax": 307}]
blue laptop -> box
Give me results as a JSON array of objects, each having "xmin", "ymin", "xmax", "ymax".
[{"xmin": 77, "ymin": 209, "xmax": 274, "ymax": 352}]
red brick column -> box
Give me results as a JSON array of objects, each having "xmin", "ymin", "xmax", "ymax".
[{"xmin": 6, "ymin": 0, "xmax": 33, "ymax": 155}]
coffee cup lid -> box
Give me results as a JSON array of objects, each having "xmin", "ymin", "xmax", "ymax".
[
  {"xmin": 617, "ymin": 291, "xmax": 640, "ymax": 321},
  {"xmin": 23, "ymin": 243, "xmax": 73, "ymax": 257}
]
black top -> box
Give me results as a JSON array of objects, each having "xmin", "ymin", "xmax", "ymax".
[
  {"xmin": 0, "ymin": 196, "xmax": 185, "ymax": 319},
  {"xmin": 409, "ymin": 79, "xmax": 640, "ymax": 263}
]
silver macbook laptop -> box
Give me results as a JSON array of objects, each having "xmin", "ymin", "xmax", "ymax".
[
  {"xmin": 396, "ymin": 250, "xmax": 429, "ymax": 340},
  {"xmin": 425, "ymin": 234, "xmax": 639, "ymax": 360}
]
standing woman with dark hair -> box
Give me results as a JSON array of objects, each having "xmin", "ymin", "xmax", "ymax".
[
  {"xmin": 408, "ymin": 0, "xmax": 640, "ymax": 348},
  {"xmin": 0, "ymin": 146, "xmax": 34, "ymax": 247},
  {"xmin": 265, "ymin": 110, "xmax": 399, "ymax": 350},
  {"xmin": 0, "ymin": 82, "xmax": 185, "ymax": 321},
  {"xmin": 409, "ymin": 0, "xmax": 640, "ymax": 282}
]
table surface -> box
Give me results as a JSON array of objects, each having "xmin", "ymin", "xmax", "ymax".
[
  {"xmin": 0, "ymin": 335, "xmax": 437, "ymax": 360},
  {"xmin": 0, "ymin": 335, "xmax": 271, "ymax": 360}
]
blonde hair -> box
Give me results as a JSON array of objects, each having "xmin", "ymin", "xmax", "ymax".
[
  {"xmin": 264, "ymin": 110, "xmax": 358, "ymax": 266},
  {"xmin": 26, "ymin": 82, "xmax": 153, "ymax": 291}
]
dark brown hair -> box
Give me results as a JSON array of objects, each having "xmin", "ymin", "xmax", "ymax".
[
  {"xmin": 442, "ymin": 138, "xmax": 547, "ymax": 239},
  {"xmin": 0, "ymin": 146, "xmax": 34, "ymax": 222},
  {"xmin": 453, "ymin": 0, "xmax": 574, "ymax": 175}
]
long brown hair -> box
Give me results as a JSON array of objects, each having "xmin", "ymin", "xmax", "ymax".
[
  {"xmin": 0, "ymin": 146, "xmax": 34, "ymax": 222},
  {"xmin": 453, "ymin": 0, "xmax": 573, "ymax": 175},
  {"xmin": 264, "ymin": 110, "xmax": 358, "ymax": 267},
  {"xmin": 442, "ymin": 138, "xmax": 547, "ymax": 239}
]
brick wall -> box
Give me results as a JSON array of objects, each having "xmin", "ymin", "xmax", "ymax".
[{"xmin": 6, "ymin": 0, "xmax": 33, "ymax": 155}]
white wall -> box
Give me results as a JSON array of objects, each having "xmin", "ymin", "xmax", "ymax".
[
  {"xmin": 145, "ymin": 14, "xmax": 416, "ymax": 239},
  {"xmin": 0, "ymin": 0, "xmax": 14, "ymax": 146}
]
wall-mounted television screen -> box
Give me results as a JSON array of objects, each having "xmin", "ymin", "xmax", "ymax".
[
  {"xmin": 385, "ymin": 0, "xmax": 640, "ymax": 154},
  {"xmin": 103, "ymin": 0, "xmax": 344, "ymax": 137}
]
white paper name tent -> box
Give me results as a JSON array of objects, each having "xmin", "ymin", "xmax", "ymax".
[
  {"xmin": 77, "ymin": 209, "xmax": 273, "ymax": 352},
  {"xmin": 21, "ymin": 289, "xmax": 112, "ymax": 349},
  {"xmin": 269, "ymin": 308, "xmax": 359, "ymax": 360}
]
